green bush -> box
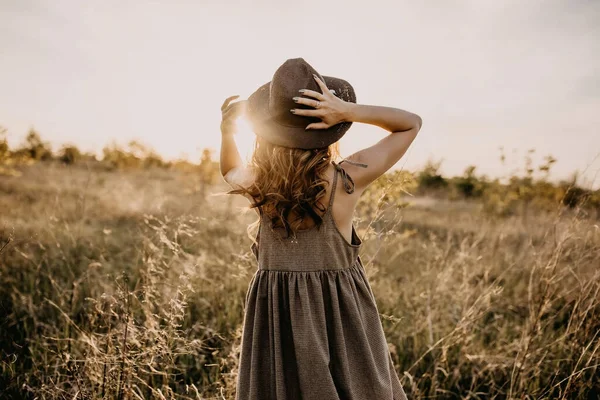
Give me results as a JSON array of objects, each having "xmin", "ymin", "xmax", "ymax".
[
  {"xmin": 452, "ymin": 165, "xmax": 486, "ymax": 198},
  {"xmin": 417, "ymin": 160, "xmax": 447, "ymax": 192},
  {"xmin": 19, "ymin": 128, "xmax": 53, "ymax": 161},
  {"xmin": 59, "ymin": 145, "xmax": 82, "ymax": 165}
]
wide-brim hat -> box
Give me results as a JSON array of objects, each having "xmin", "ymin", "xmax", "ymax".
[{"xmin": 246, "ymin": 58, "xmax": 356, "ymax": 150}]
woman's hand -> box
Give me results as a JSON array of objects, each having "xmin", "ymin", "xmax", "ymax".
[
  {"xmin": 221, "ymin": 95, "xmax": 247, "ymax": 136},
  {"xmin": 290, "ymin": 75, "xmax": 353, "ymax": 130}
]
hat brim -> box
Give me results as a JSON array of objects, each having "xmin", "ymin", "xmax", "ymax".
[{"xmin": 246, "ymin": 76, "xmax": 356, "ymax": 150}]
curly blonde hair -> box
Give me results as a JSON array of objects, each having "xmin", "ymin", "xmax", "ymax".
[{"xmin": 228, "ymin": 135, "xmax": 340, "ymax": 239}]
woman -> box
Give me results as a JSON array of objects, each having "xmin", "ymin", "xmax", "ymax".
[{"xmin": 220, "ymin": 58, "xmax": 422, "ymax": 400}]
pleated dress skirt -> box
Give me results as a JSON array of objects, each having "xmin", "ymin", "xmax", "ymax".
[{"xmin": 235, "ymin": 161, "xmax": 408, "ymax": 400}]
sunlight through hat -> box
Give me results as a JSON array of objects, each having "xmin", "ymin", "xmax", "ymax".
[{"xmin": 246, "ymin": 58, "xmax": 356, "ymax": 150}]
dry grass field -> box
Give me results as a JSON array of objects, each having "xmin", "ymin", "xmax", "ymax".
[{"xmin": 1, "ymin": 161, "xmax": 598, "ymax": 399}]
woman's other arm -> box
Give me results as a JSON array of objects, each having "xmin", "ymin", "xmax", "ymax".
[
  {"xmin": 218, "ymin": 96, "xmax": 260, "ymax": 216},
  {"xmin": 219, "ymin": 95, "xmax": 246, "ymax": 177}
]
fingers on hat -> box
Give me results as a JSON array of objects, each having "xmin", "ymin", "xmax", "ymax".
[
  {"xmin": 291, "ymin": 108, "xmax": 320, "ymax": 117},
  {"xmin": 298, "ymin": 89, "xmax": 324, "ymax": 100},
  {"xmin": 222, "ymin": 101, "xmax": 245, "ymax": 118},
  {"xmin": 221, "ymin": 95, "xmax": 240, "ymax": 111},
  {"xmin": 305, "ymin": 122, "xmax": 329, "ymax": 130},
  {"xmin": 293, "ymin": 97, "xmax": 320, "ymax": 108},
  {"xmin": 313, "ymin": 74, "xmax": 329, "ymax": 92}
]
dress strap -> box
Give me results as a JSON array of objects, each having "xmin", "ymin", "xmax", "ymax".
[
  {"xmin": 329, "ymin": 162, "xmax": 340, "ymax": 208},
  {"xmin": 332, "ymin": 159, "xmax": 369, "ymax": 195}
]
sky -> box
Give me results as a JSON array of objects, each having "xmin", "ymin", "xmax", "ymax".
[{"xmin": 1, "ymin": 0, "xmax": 599, "ymax": 188}]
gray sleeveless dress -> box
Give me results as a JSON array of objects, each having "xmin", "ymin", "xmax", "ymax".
[{"xmin": 236, "ymin": 160, "xmax": 408, "ymax": 400}]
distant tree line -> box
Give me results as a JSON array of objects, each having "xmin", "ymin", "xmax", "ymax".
[
  {"xmin": 1, "ymin": 126, "xmax": 598, "ymax": 216},
  {"xmin": 0, "ymin": 126, "xmax": 220, "ymax": 188},
  {"xmin": 414, "ymin": 150, "xmax": 599, "ymax": 216}
]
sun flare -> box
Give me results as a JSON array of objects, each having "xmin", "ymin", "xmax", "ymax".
[{"xmin": 234, "ymin": 116, "xmax": 256, "ymax": 163}]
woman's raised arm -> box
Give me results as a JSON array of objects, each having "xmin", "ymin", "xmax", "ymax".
[
  {"xmin": 219, "ymin": 95, "xmax": 246, "ymax": 177},
  {"xmin": 339, "ymin": 103, "xmax": 422, "ymax": 192},
  {"xmin": 291, "ymin": 75, "xmax": 422, "ymax": 193}
]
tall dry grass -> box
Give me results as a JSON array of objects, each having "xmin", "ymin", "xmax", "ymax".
[{"xmin": 0, "ymin": 161, "xmax": 598, "ymax": 399}]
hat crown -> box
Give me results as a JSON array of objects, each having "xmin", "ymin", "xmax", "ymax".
[
  {"xmin": 268, "ymin": 58, "xmax": 323, "ymax": 127},
  {"xmin": 246, "ymin": 57, "xmax": 356, "ymax": 149}
]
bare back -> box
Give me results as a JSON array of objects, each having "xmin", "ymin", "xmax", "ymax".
[
  {"xmin": 225, "ymin": 159, "xmax": 369, "ymax": 244},
  {"xmin": 285, "ymin": 160, "xmax": 366, "ymax": 244}
]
